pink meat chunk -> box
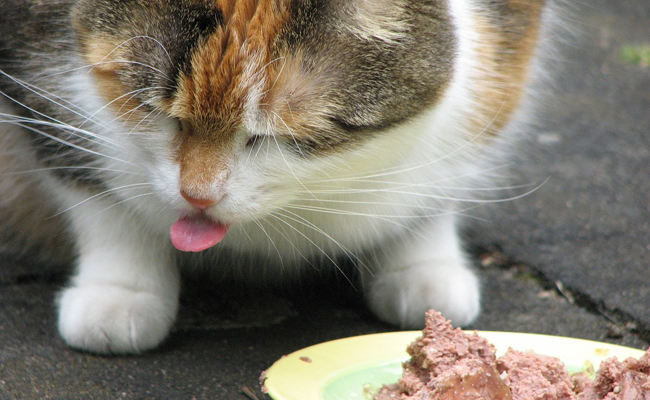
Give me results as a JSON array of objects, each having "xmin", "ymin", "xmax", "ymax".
[{"xmin": 497, "ymin": 349, "xmax": 577, "ymax": 400}]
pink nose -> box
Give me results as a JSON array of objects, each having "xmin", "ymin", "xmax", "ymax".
[{"xmin": 181, "ymin": 190, "xmax": 216, "ymax": 210}]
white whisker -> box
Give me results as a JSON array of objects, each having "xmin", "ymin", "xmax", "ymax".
[
  {"xmin": 268, "ymin": 121, "xmax": 319, "ymax": 202},
  {"xmin": 0, "ymin": 69, "xmax": 106, "ymax": 128},
  {"xmin": 32, "ymin": 35, "xmax": 174, "ymax": 84},
  {"xmin": 284, "ymin": 203, "xmax": 450, "ymax": 222},
  {"xmin": 301, "ymin": 179, "xmax": 547, "ymax": 205},
  {"xmin": 128, "ymin": 106, "xmax": 164, "ymax": 133},
  {"xmin": 0, "ymin": 113, "xmax": 122, "ymax": 150},
  {"xmin": 251, "ymin": 219, "xmax": 286, "ymax": 270},
  {"xmin": 258, "ymin": 215, "xmax": 312, "ymax": 267},
  {"xmin": 268, "ymin": 211, "xmax": 351, "ymax": 280},
  {"xmin": 272, "ymin": 208, "xmax": 366, "ymax": 278},
  {"xmin": 271, "ymin": 110, "xmax": 307, "ymax": 159},
  {"xmin": 48, "ymin": 182, "xmax": 152, "ymax": 218},
  {"xmin": 1, "ymin": 165, "xmax": 143, "ymax": 177},
  {"xmin": 86, "ymin": 192, "xmax": 157, "ymax": 220},
  {"xmin": 84, "ymin": 86, "xmax": 168, "ymax": 128},
  {"xmin": 7, "ymin": 121, "xmax": 134, "ymax": 166}
]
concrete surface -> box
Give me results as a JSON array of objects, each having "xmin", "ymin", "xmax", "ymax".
[
  {"xmin": 1, "ymin": 0, "xmax": 648, "ymax": 399},
  {"xmin": 469, "ymin": 0, "xmax": 650, "ymax": 339}
]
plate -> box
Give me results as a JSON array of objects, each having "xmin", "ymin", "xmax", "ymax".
[{"xmin": 262, "ymin": 331, "xmax": 645, "ymax": 400}]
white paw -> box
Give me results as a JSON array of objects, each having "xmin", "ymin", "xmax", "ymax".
[
  {"xmin": 57, "ymin": 285, "xmax": 178, "ymax": 354},
  {"xmin": 366, "ymin": 262, "xmax": 480, "ymax": 328}
]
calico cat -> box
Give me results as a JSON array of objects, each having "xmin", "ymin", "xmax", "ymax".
[{"xmin": 0, "ymin": 0, "xmax": 546, "ymax": 354}]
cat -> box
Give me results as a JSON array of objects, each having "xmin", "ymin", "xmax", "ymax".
[{"xmin": 0, "ymin": 0, "xmax": 547, "ymax": 354}]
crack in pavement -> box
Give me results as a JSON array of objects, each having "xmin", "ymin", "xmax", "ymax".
[{"xmin": 475, "ymin": 245, "xmax": 650, "ymax": 345}]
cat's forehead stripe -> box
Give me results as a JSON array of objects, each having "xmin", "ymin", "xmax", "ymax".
[
  {"xmin": 172, "ymin": 0, "xmax": 299, "ymax": 192},
  {"xmin": 171, "ymin": 0, "xmax": 291, "ymax": 126}
]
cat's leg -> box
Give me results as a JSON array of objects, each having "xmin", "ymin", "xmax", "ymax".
[
  {"xmin": 57, "ymin": 196, "xmax": 179, "ymax": 354},
  {"xmin": 364, "ymin": 214, "xmax": 480, "ymax": 328}
]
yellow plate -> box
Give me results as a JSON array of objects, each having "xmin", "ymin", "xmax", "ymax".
[{"xmin": 263, "ymin": 331, "xmax": 645, "ymax": 400}]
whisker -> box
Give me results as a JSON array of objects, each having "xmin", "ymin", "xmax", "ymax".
[
  {"xmin": 32, "ymin": 34, "xmax": 175, "ymax": 84},
  {"xmin": 251, "ymin": 56, "xmax": 286, "ymax": 82},
  {"xmin": 84, "ymin": 34, "xmax": 176, "ymax": 82},
  {"xmin": 269, "ymin": 211, "xmax": 351, "ymax": 281},
  {"xmin": 272, "ymin": 208, "xmax": 366, "ymax": 279},
  {"xmin": 250, "ymin": 135, "xmax": 267, "ymax": 162},
  {"xmin": 306, "ymin": 161, "xmax": 515, "ymax": 189},
  {"xmin": 130, "ymin": 35, "xmax": 175, "ymax": 68},
  {"xmin": 258, "ymin": 215, "xmax": 313, "ymax": 267},
  {"xmin": 48, "ymin": 182, "xmax": 152, "ymax": 218},
  {"xmin": 283, "ymin": 203, "xmax": 451, "ymax": 222},
  {"xmin": 151, "ymin": 204, "xmax": 171, "ymax": 221},
  {"xmin": 301, "ymin": 187, "xmax": 542, "ymax": 205},
  {"xmin": 236, "ymin": 223, "xmax": 256, "ymax": 247},
  {"xmin": 251, "ymin": 219, "xmax": 286, "ymax": 270},
  {"xmin": 128, "ymin": 106, "xmax": 164, "ymax": 133},
  {"xmin": 83, "ymin": 86, "xmax": 168, "ymax": 128},
  {"xmin": 1, "ymin": 165, "xmax": 143, "ymax": 177},
  {"xmin": 0, "ymin": 69, "xmax": 106, "ymax": 128},
  {"xmin": 271, "ymin": 110, "xmax": 307, "ymax": 159},
  {"xmin": 82, "ymin": 192, "xmax": 157, "ymax": 221},
  {"xmin": 268, "ymin": 123, "xmax": 319, "ymax": 202},
  {"xmin": 142, "ymin": 109, "xmax": 165, "ymax": 129},
  {"xmin": 7, "ymin": 121, "xmax": 135, "ymax": 166},
  {"xmin": 303, "ymin": 181, "xmax": 538, "ymax": 196},
  {"xmin": 0, "ymin": 113, "xmax": 122, "ymax": 150},
  {"xmin": 0, "ymin": 80, "xmax": 123, "ymax": 150}
]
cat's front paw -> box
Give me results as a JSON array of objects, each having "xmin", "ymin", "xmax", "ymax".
[
  {"xmin": 57, "ymin": 285, "xmax": 178, "ymax": 354},
  {"xmin": 366, "ymin": 262, "xmax": 480, "ymax": 328}
]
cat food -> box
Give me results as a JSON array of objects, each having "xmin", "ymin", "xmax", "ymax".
[{"xmin": 375, "ymin": 311, "xmax": 650, "ymax": 400}]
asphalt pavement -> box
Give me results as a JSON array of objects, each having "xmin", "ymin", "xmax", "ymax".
[{"xmin": 1, "ymin": 0, "xmax": 648, "ymax": 399}]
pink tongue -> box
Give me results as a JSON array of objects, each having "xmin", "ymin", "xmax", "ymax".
[{"xmin": 170, "ymin": 217, "xmax": 229, "ymax": 252}]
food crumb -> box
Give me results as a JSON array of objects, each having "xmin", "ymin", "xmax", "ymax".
[
  {"xmin": 259, "ymin": 370, "xmax": 268, "ymax": 394},
  {"xmin": 299, "ymin": 356, "xmax": 312, "ymax": 363}
]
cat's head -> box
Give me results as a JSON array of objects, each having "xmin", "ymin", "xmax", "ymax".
[{"xmin": 71, "ymin": 0, "xmax": 458, "ymax": 251}]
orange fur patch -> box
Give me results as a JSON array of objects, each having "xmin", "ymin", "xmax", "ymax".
[
  {"xmin": 177, "ymin": 122, "xmax": 232, "ymax": 197},
  {"xmin": 469, "ymin": 1, "xmax": 545, "ymax": 142},
  {"xmin": 171, "ymin": 0, "xmax": 297, "ymax": 194},
  {"xmin": 80, "ymin": 37, "xmax": 150, "ymax": 125},
  {"xmin": 171, "ymin": 0, "xmax": 291, "ymax": 122}
]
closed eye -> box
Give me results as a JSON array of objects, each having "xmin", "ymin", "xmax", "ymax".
[
  {"xmin": 246, "ymin": 134, "xmax": 265, "ymax": 148},
  {"xmin": 246, "ymin": 134, "xmax": 313, "ymax": 157}
]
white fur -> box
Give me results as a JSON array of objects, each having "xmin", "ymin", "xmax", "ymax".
[
  {"xmin": 365, "ymin": 214, "xmax": 480, "ymax": 327},
  {"xmin": 56, "ymin": 193, "xmax": 179, "ymax": 353}
]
